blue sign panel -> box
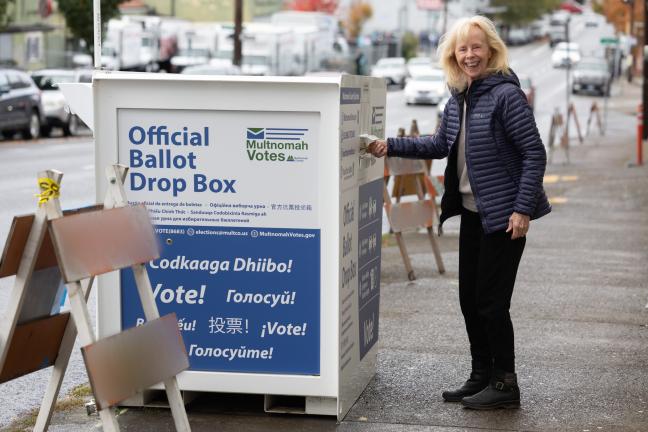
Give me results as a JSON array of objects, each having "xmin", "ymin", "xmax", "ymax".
[
  {"xmin": 358, "ymin": 179, "xmax": 382, "ymax": 360},
  {"xmin": 121, "ymin": 225, "xmax": 320, "ymax": 375}
]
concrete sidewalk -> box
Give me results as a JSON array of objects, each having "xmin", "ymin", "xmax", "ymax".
[{"xmin": 4, "ymin": 81, "xmax": 648, "ymax": 432}]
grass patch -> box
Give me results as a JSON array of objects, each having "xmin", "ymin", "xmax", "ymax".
[
  {"xmin": 0, "ymin": 383, "xmax": 93, "ymax": 432},
  {"xmin": 0, "ymin": 408, "xmax": 38, "ymax": 432},
  {"xmin": 56, "ymin": 383, "xmax": 93, "ymax": 412}
]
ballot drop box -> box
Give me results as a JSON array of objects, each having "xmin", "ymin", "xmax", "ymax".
[{"xmin": 91, "ymin": 72, "xmax": 386, "ymax": 419}]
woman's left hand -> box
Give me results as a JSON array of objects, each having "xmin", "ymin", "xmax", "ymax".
[{"xmin": 506, "ymin": 212, "xmax": 530, "ymax": 239}]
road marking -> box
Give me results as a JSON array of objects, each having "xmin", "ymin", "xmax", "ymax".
[
  {"xmin": 549, "ymin": 197, "xmax": 568, "ymax": 204},
  {"xmin": 544, "ymin": 175, "xmax": 578, "ymax": 184}
]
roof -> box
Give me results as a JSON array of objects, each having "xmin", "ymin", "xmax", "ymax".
[{"xmin": 0, "ymin": 23, "xmax": 56, "ymax": 34}]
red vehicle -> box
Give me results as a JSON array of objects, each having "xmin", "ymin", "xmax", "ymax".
[{"xmin": 560, "ymin": 1, "xmax": 583, "ymax": 14}]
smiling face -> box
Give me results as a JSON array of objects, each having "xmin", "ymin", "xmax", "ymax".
[{"xmin": 454, "ymin": 26, "xmax": 492, "ymax": 85}]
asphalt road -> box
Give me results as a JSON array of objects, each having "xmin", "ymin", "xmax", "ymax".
[{"xmin": 0, "ymin": 12, "xmax": 617, "ymax": 427}]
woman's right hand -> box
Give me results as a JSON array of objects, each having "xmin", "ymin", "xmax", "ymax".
[{"xmin": 367, "ymin": 139, "xmax": 388, "ymax": 158}]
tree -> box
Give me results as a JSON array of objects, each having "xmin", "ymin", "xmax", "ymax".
[
  {"xmin": 0, "ymin": 0, "xmax": 15, "ymax": 29},
  {"xmin": 58, "ymin": 0, "xmax": 124, "ymax": 55},
  {"xmin": 286, "ymin": 0, "xmax": 338, "ymax": 14},
  {"xmin": 491, "ymin": 0, "xmax": 561, "ymax": 26},
  {"xmin": 342, "ymin": 1, "xmax": 372, "ymax": 43},
  {"xmin": 401, "ymin": 31, "xmax": 418, "ymax": 60},
  {"xmin": 599, "ymin": 0, "xmax": 643, "ymax": 34}
]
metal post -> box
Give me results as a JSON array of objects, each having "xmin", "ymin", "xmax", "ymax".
[
  {"xmin": 643, "ymin": 0, "xmax": 648, "ymax": 139},
  {"xmin": 93, "ymin": 0, "xmax": 101, "ymax": 69},
  {"xmin": 565, "ymin": 17, "xmax": 571, "ymax": 144},
  {"xmin": 234, "ymin": 0, "xmax": 243, "ymax": 67},
  {"xmin": 442, "ymin": 0, "xmax": 448, "ymax": 35},
  {"xmin": 603, "ymin": 85, "xmax": 609, "ymax": 134},
  {"xmin": 398, "ymin": 0, "xmax": 407, "ymax": 34},
  {"xmin": 638, "ymin": 104, "xmax": 644, "ymax": 164},
  {"xmin": 627, "ymin": 0, "xmax": 636, "ymax": 75}
]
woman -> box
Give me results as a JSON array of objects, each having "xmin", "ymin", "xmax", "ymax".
[{"xmin": 367, "ymin": 16, "xmax": 551, "ymax": 410}]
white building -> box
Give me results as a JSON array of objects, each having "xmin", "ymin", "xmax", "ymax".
[{"xmin": 360, "ymin": 0, "xmax": 491, "ymax": 35}]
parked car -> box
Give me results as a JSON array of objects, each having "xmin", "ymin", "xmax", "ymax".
[
  {"xmin": 371, "ymin": 57, "xmax": 407, "ymax": 87},
  {"xmin": 31, "ymin": 69, "xmax": 87, "ymax": 137},
  {"xmin": 180, "ymin": 60, "xmax": 241, "ymax": 76},
  {"xmin": 572, "ymin": 57, "xmax": 611, "ymax": 96},
  {"xmin": 404, "ymin": 70, "xmax": 446, "ymax": 105},
  {"xmin": 518, "ymin": 74, "xmax": 535, "ymax": 111},
  {"xmin": 0, "ymin": 69, "xmax": 45, "ymax": 140},
  {"xmin": 584, "ymin": 13, "xmax": 599, "ymax": 28},
  {"xmin": 552, "ymin": 42, "xmax": 581, "ymax": 68},
  {"xmin": 506, "ymin": 27, "xmax": 532, "ymax": 45},
  {"xmin": 406, "ymin": 56, "xmax": 434, "ymax": 78},
  {"xmin": 548, "ymin": 11, "xmax": 570, "ymax": 47}
]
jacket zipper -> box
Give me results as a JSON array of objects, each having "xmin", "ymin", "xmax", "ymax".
[{"xmin": 463, "ymin": 92, "xmax": 489, "ymax": 233}]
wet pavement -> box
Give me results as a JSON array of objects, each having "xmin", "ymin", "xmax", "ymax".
[{"xmin": 2, "ymin": 80, "xmax": 648, "ymax": 432}]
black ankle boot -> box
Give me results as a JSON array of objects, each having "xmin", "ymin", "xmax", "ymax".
[
  {"xmin": 442, "ymin": 368, "xmax": 491, "ymax": 402},
  {"xmin": 461, "ymin": 371, "xmax": 520, "ymax": 409}
]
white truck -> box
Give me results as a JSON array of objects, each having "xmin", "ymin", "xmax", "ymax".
[
  {"xmin": 216, "ymin": 23, "xmax": 297, "ymax": 76},
  {"xmin": 101, "ymin": 19, "xmax": 148, "ymax": 71},
  {"xmin": 171, "ymin": 23, "xmax": 220, "ymax": 73},
  {"xmin": 121, "ymin": 16, "xmax": 189, "ymax": 72},
  {"xmin": 548, "ymin": 11, "xmax": 570, "ymax": 47}
]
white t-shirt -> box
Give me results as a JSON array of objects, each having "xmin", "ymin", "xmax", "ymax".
[{"xmin": 456, "ymin": 101, "xmax": 478, "ymax": 212}]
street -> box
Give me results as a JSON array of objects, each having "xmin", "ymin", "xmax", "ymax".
[
  {"xmin": 0, "ymin": 11, "xmax": 629, "ymax": 429},
  {"xmin": 386, "ymin": 12, "xmax": 617, "ymax": 140}
]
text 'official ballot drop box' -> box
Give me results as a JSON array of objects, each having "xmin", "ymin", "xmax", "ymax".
[{"xmin": 85, "ymin": 72, "xmax": 386, "ymax": 419}]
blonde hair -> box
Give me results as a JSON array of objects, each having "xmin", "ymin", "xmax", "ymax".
[{"xmin": 437, "ymin": 15, "xmax": 510, "ymax": 91}]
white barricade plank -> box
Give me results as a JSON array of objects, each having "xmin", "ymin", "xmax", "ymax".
[
  {"xmin": 49, "ymin": 205, "xmax": 159, "ymax": 283},
  {"xmin": 81, "ymin": 313, "xmax": 189, "ymax": 411},
  {"xmin": 389, "ymin": 200, "xmax": 437, "ymax": 232}
]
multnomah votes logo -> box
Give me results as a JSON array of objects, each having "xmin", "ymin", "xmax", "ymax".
[{"xmin": 245, "ymin": 127, "xmax": 309, "ymax": 162}]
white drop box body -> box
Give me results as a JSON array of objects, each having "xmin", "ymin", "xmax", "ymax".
[{"xmin": 78, "ymin": 72, "xmax": 386, "ymax": 419}]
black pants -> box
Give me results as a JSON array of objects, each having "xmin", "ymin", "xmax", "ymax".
[{"xmin": 459, "ymin": 208, "xmax": 526, "ymax": 373}]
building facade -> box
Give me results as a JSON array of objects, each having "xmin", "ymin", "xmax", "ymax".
[
  {"xmin": 0, "ymin": 0, "xmax": 285, "ymax": 70},
  {"xmin": 362, "ymin": 0, "xmax": 491, "ymax": 35},
  {"xmin": 141, "ymin": 0, "xmax": 284, "ymax": 22},
  {"xmin": 1, "ymin": 0, "xmax": 69, "ymax": 70}
]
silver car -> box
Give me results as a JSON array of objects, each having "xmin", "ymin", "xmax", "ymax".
[
  {"xmin": 571, "ymin": 58, "xmax": 610, "ymax": 96},
  {"xmin": 30, "ymin": 69, "xmax": 89, "ymax": 136},
  {"xmin": 371, "ymin": 57, "xmax": 407, "ymax": 88}
]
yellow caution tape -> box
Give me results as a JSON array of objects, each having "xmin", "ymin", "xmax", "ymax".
[{"xmin": 36, "ymin": 177, "xmax": 60, "ymax": 205}]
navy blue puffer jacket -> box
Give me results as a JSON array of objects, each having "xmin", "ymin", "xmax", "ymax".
[{"xmin": 387, "ymin": 71, "xmax": 551, "ymax": 234}]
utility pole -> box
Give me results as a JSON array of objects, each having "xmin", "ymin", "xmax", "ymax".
[
  {"xmin": 442, "ymin": 0, "xmax": 448, "ymax": 34},
  {"xmin": 170, "ymin": 0, "xmax": 176, "ymax": 16},
  {"xmin": 624, "ymin": 0, "xmax": 636, "ymax": 80},
  {"xmin": 234, "ymin": 0, "xmax": 243, "ymax": 67},
  {"xmin": 565, "ymin": 16, "xmax": 571, "ymax": 145},
  {"xmin": 643, "ymin": 0, "xmax": 648, "ymax": 139}
]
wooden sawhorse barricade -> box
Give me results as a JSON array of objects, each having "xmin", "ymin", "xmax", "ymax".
[
  {"xmin": 383, "ymin": 157, "xmax": 445, "ymax": 281},
  {"xmin": 548, "ymin": 103, "xmax": 584, "ymax": 164},
  {"xmin": 586, "ymin": 101, "xmax": 604, "ymax": 137},
  {"xmin": 0, "ymin": 165, "xmax": 191, "ymax": 432}
]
